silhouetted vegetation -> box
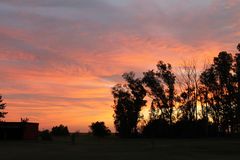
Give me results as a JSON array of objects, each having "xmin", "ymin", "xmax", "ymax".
[
  {"xmin": 89, "ymin": 121, "xmax": 111, "ymax": 137},
  {"xmin": 112, "ymin": 72, "xmax": 147, "ymax": 137},
  {"xmin": 112, "ymin": 43, "xmax": 240, "ymax": 138},
  {"xmin": 0, "ymin": 95, "xmax": 7, "ymax": 120},
  {"xmin": 51, "ymin": 124, "xmax": 69, "ymax": 136},
  {"xmin": 20, "ymin": 117, "xmax": 29, "ymax": 123},
  {"xmin": 39, "ymin": 129, "xmax": 52, "ymax": 141}
]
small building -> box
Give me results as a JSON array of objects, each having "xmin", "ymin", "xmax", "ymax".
[{"xmin": 0, "ymin": 122, "xmax": 39, "ymax": 140}]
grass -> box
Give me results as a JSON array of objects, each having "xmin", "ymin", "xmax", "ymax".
[{"xmin": 1, "ymin": 135, "xmax": 240, "ymax": 160}]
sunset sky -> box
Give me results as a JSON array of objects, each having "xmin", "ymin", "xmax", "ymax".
[{"xmin": 0, "ymin": 0, "xmax": 239, "ymax": 132}]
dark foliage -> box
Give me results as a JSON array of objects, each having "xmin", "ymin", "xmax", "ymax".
[
  {"xmin": 142, "ymin": 119, "xmax": 171, "ymax": 137},
  {"xmin": 39, "ymin": 130, "xmax": 52, "ymax": 141},
  {"xmin": 173, "ymin": 119, "xmax": 216, "ymax": 138},
  {"xmin": 142, "ymin": 119, "xmax": 218, "ymax": 138},
  {"xmin": 51, "ymin": 124, "xmax": 69, "ymax": 136},
  {"xmin": 142, "ymin": 61, "xmax": 176, "ymax": 124},
  {"xmin": 0, "ymin": 95, "xmax": 7, "ymax": 119},
  {"xmin": 20, "ymin": 117, "xmax": 29, "ymax": 123},
  {"xmin": 112, "ymin": 43, "xmax": 240, "ymax": 138},
  {"xmin": 237, "ymin": 43, "xmax": 240, "ymax": 52},
  {"xmin": 112, "ymin": 72, "xmax": 146, "ymax": 137},
  {"xmin": 89, "ymin": 121, "xmax": 111, "ymax": 137}
]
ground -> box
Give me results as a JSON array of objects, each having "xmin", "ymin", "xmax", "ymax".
[{"xmin": 1, "ymin": 135, "xmax": 240, "ymax": 160}]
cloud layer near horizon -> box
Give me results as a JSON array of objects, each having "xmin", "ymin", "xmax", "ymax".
[{"xmin": 0, "ymin": 0, "xmax": 239, "ymax": 131}]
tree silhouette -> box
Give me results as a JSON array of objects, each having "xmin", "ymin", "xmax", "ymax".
[
  {"xmin": 177, "ymin": 61, "xmax": 199, "ymax": 122},
  {"xmin": 122, "ymin": 72, "xmax": 147, "ymax": 133},
  {"xmin": 39, "ymin": 129, "xmax": 52, "ymax": 141},
  {"xmin": 112, "ymin": 72, "xmax": 146, "ymax": 137},
  {"xmin": 234, "ymin": 45, "xmax": 240, "ymax": 132},
  {"xmin": 111, "ymin": 42, "xmax": 240, "ymax": 137},
  {"xmin": 199, "ymin": 50, "xmax": 240, "ymax": 134},
  {"xmin": 237, "ymin": 43, "xmax": 240, "ymax": 52},
  {"xmin": 0, "ymin": 95, "xmax": 7, "ymax": 120},
  {"xmin": 51, "ymin": 124, "xmax": 69, "ymax": 136},
  {"xmin": 21, "ymin": 117, "xmax": 29, "ymax": 123},
  {"xmin": 89, "ymin": 121, "xmax": 111, "ymax": 137},
  {"xmin": 142, "ymin": 61, "xmax": 176, "ymax": 124}
]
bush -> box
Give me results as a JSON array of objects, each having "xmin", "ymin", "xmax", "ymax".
[
  {"xmin": 51, "ymin": 124, "xmax": 69, "ymax": 136},
  {"xmin": 89, "ymin": 121, "xmax": 111, "ymax": 137},
  {"xmin": 142, "ymin": 119, "xmax": 171, "ymax": 138},
  {"xmin": 39, "ymin": 130, "xmax": 52, "ymax": 141},
  {"xmin": 142, "ymin": 118, "xmax": 218, "ymax": 138}
]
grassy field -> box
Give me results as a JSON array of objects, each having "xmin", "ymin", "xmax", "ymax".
[{"xmin": 1, "ymin": 136, "xmax": 240, "ymax": 160}]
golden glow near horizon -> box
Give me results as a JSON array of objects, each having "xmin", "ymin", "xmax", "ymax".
[{"xmin": 0, "ymin": 0, "xmax": 239, "ymax": 131}]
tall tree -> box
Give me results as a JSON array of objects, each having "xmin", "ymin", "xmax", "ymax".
[
  {"xmin": 177, "ymin": 60, "xmax": 199, "ymax": 121},
  {"xmin": 200, "ymin": 66, "xmax": 219, "ymax": 125},
  {"xmin": 0, "ymin": 95, "xmax": 7, "ymax": 120},
  {"xmin": 200, "ymin": 51, "xmax": 234, "ymax": 134},
  {"xmin": 143, "ymin": 61, "xmax": 176, "ymax": 125},
  {"xmin": 112, "ymin": 72, "xmax": 146, "ymax": 137},
  {"xmin": 214, "ymin": 52, "xmax": 234, "ymax": 133},
  {"xmin": 234, "ymin": 44, "xmax": 240, "ymax": 132},
  {"xmin": 122, "ymin": 72, "xmax": 147, "ymax": 134}
]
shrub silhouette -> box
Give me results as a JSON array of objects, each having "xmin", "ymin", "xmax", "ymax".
[
  {"xmin": 89, "ymin": 121, "xmax": 111, "ymax": 137},
  {"xmin": 39, "ymin": 130, "xmax": 52, "ymax": 141},
  {"xmin": 20, "ymin": 117, "xmax": 29, "ymax": 123},
  {"xmin": 142, "ymin": 119, "xmax": 171, "ymax": 137},
  {"xmin": 51, "ymin": 124, "xmax": 69, "ymax": 136},
  {"xmin": 142, "ymin": 118, "xmax": 219, "ymax": 138}
]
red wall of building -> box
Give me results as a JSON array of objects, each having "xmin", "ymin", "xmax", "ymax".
[{"xmin": 23, "ymin": 123, "xmax": 39, "ymax": 140}]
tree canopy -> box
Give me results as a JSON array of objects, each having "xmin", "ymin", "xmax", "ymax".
[
  {"xmin": 0, "ymin": 95, "xmax": 7, "ymax": 120},
  {"xmin": 89, "ymin": 121, "xmax": 111, "ymax": 137},
  {"xmin": 112, "ymin": 43, "xmax": 240, "ymax": 137}
]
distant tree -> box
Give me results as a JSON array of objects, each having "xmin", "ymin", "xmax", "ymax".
[
  {"xmin": 237, "ymin": 43, "xmax": 240, "ymax": 52},
  {"xmin": 112, "ymin": 72, "xmax": 147, "ymax": 137},
  {"xmin": 21, "ymin": 117, "xmax": 29, "ymax": 123},
  {"xmin": 39, "ymin": 129, "xmax": 52, "ymax": 141},
  {"xmin": 0, "ymin": 95, "xmax": 7, "ymax": 120},
  {"xmin": 89, "ymin": 121, "xmax": 111, "ymax": 137},
  {"xmin": 51, "ymin": 124, "xmax": 69, "ymax": 136}
]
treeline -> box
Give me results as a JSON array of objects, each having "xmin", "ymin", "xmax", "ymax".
[
  {"xmin": 39, "ymin": 124, "xmax": 70, "ymax": 140},
  {"xmin": 0, "ymin": 95, "xmax": 7, "ymax": 120},
  {"xmin": 112, "ymin": 43, "xmax": 240, "ymax": 138},
  {"xmin": 39, "ymin": 122, "xmax": 111, "ymax": 141}
]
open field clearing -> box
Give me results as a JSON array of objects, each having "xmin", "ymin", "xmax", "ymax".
[{"xmin": 1, "ymin": 136, "xmax": 240, "ymax": 160}]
